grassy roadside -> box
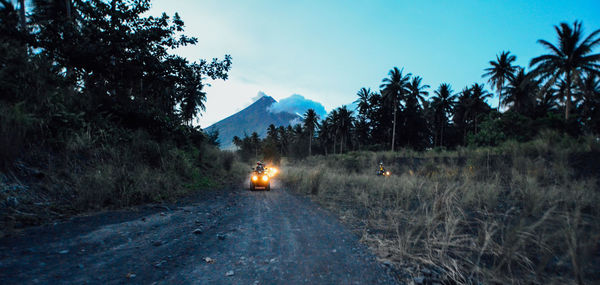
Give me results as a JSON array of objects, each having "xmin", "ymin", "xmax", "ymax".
[
  {"xmin": 280, "ymin": 132, "xmax": 600, "ymax": 284},
  {"xmin": 0, "ymin": 128, "xmax": 248, "ymax": 237}
]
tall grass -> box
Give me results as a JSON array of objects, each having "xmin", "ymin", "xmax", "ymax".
[
  {"xmin": 0, "ymin": 128, "xmax": 248, "ymax": 235},
  {"xmin": 281, "ymin": 132, "xmax": 600, "ymax": 284}
]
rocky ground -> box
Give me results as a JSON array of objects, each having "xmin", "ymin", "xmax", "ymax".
[{"xmin": 0, "ymin": 181, "xmax": 397, "ymax": 284}]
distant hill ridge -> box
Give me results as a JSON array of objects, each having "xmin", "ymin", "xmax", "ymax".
[{"xmin": 205, "ymin": 96, "xmax": 300, "ymax": 149}]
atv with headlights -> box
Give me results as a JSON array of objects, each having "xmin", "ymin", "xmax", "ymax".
[
  {"xmin": 377, "ymin": 169, "xmax": 391, "ymax": 176},
  {"xmin": 250, "ymin": 168, "xmax": 271, "ymax": 191}
]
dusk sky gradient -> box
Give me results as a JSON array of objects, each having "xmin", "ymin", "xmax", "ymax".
[{"xmin": 149, "ymin": 0, "xmax": 600, "ymax": 127}]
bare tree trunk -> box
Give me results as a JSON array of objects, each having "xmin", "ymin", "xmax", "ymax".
[
  {"xmin": 391, "ymin": 98, "xmax": 397, "ymax": 152},
  {"xmin": 333, "ymin": 136, "xmax": 336, "ymax": 155},
  {"xmin": 110, "ymin": 0, "xmax": 117, "ymax": 29},
  {"xmin": 65, "ymin": 0, "xmax": 72, "ymax": 20},
  {"xmin": 406, "ymin": 116, "xmax": 410, "ymax": 146},
  {"xmin": 64, "ymin": 0, "xmax": 74, "ymax": 79},
  {"xmin": 565, "ymin": 74, "xmax": 572, "ymax": 120},
  {"xmin": 497, "ymin": 82, "xmax": 503, "ymax": 113},
  {"xmin": 440, "ymin": 122, "xmax": 444, "ymax": 147},
  {"xmin": 566, "ymin": 94, "xmax": 572, "ymax": 120},
  {"xmin": 308, "ymin": 130, "xmax": 312, "ymax": 156},
  {"xmin": 18, "ymin": 0, "xmax": 25, "ymax": 29}
]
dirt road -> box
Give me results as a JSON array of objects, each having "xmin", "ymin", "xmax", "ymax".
[{"xmin": 0, "ymin": 182, "xmax": 397, "ymax": 284}]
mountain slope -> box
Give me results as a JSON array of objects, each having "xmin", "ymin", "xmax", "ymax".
[{"xmin": 205, "ymin": 96, "xmax": 300, "ymax": 149}]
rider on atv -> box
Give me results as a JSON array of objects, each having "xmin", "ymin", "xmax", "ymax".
[
  {"xmin": 377, "ymin": 161, "xmax": 387, "ymax": 176},
  {"xmin": 256, "ymin": 161, "xmax": 265, "ymax": 173}
]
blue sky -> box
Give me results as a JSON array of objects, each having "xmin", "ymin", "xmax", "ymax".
[{"xmin": 149, "ymin": 0, "xmax": 600, "ymax": 127}]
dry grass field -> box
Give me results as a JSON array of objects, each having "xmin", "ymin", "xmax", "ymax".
[{"xmin": 281, "ymin": 132, "xmax": 600, "ymax": 284}]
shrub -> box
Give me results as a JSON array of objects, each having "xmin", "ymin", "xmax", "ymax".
[{"xmin": 0, "ymin": 103, "xmax": 39, "ymax": 170}]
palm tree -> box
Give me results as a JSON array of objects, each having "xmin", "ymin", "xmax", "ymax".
[
  {"xmin": 504, "ymin": 68, "xmax": 537, "ymax": 116},
  {"xmin": 456, "ymin": 85, "xmax": 490, "ymax": 141},
  {"xmin": 327, "ymin": 109, "xmax": 339, "ymax": 154},
  {"xmin": 407, "ymin": 76, "xmax": 430, "ymax": 109},
  {"xmin": 353, "ymin": 88, "xmax": 373, "ymax": 148},
  {"xmin": 302, "ymin": 109, "xmax": 319, "ymax": 156},
  {"xmin": 285, "ymin": 126, "xmax": 295, "ymax": 155},
  {"xmin": 431, "ymin": 83, "xmax": 456, "ymax": 147},
  {"xmin": 335, "ymin": 106, "xmax": 354, "ymax": 153},
  {"xmin": 578, "ymin": 73, "xmax": 600, "ymax": 132},
  {"xmin": 250, "ymin": 132, "xmax": 260, "ymax": 159},
  {"xmin": 266, "ymin": 124, "xmax": 279, "ymax": 144},
  {"xmin": 380, "ymin": 67, "xmax": 411, "ymax": 151},
  {"xmin": 402, "ymin": 76, "xmax": 430, "ymax": 147},
  {"xmin": 535, "ymin": 88, "xmax": 560, "ymax": 118},
  {"xmin": 367, "ymin": 92, "xmax": 387, "ymax": 146},
  {"xmin": 180, "ymin": 71, "xmax": 206, "ymax": 126},
  {"xmin": 469, "ymin": 83, "xmax": 492, "ymax": 133},
  {"xmin": 454, "ymin": 87, "xmax": 471, "ymax": 133},
  {"xmin": 354, "ymin": 87, "xmax": 372, "ymax": 118},
  {"xmin": 421, "ymin": 100, "xmax": 436, "ymax": 147},
  {"xmin": 530, "ymin": 21, "xmax": 600, "ymax": 120},
  {"xmin": 277, "ymin": 126, "xmax": 287, "ymax": 155},
  {"xmin": 579, "ymin": 73, "xmax": 600, "ymax": 108},
  {"xmin": 483, "ymin": 51, "xmax": 517, "ymax": 112},
  {"xmin": 317, "ymin": 118, "xmax": 332, "ymax": 155}
]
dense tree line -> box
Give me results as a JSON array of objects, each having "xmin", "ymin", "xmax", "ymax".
[
  {"xmin": 0, "ymin": 0, "xmax": 231, "ymax": 168},
  {"xmin": 236, "ymin": 21, "xmax": 599, "ymax": 161}
]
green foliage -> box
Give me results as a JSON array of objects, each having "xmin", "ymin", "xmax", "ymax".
[
  {"xmin": 468, "ymin": 111, "xmax": 585, "ymax": 147},
  {"xmin": 0, "ymin": 1, "xmax": 243, "ymax": 231},
  {"xmin": 467, "ymin": 116, "xmax": 506, "ymax": 146},
  {"xmin": 468, "ymin": 112, "xmax": 528, "ymax": 146},
  {"xmin": 0, "ymin": 0, "xmax": 232, "ymax": 166}
]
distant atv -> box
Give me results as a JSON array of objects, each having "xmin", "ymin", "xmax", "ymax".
[
  {"xmin": 250, "ymin": 167, "xmax": 271, "ymax": 191},
  {"xmin": 377, "ymin": 169, "xmax": 391, "ymax": 177}
]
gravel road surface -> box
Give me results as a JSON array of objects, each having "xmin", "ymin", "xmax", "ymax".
[{"xmin": 0, "ymin": 182, "xmax": 397, "ymax": 284}]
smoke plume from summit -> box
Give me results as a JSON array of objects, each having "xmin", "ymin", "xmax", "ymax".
[{"xmin": 268, "ymin": 94, "xmax": 327, "ymax": 118}]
